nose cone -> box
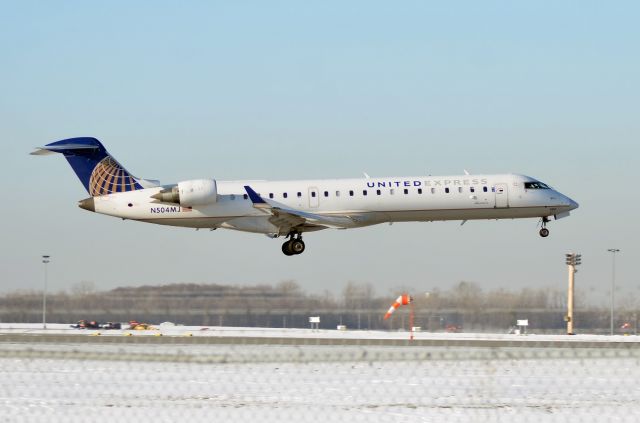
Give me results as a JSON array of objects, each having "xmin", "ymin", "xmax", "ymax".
[
  {"xmin": 78, "ymin": 197, "xmax": 95, "ymax": 212},
  {"xmin": 569, "ymin": 198, "xmax": 579, "ymax": 210}
]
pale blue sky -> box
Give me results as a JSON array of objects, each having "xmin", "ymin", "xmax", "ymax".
[{"xmin": 1, "ymin": 2, "xmax": 637, "ymax": 305}]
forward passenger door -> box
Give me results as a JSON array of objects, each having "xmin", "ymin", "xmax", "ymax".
[{"xmin": 494, "ymin": 183, "xmax": 509, "ymax": 208}]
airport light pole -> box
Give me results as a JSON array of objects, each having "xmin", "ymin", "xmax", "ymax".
[
  {"xmin": 565, "ymin": 253, "xmax": 581, "ymax": 335},
  {"xmin": 607, "ymin": 248, "xmax": 620, "ymax": 336},
  {"xmin": 42, "ymin": 255, "xmax": 50, "ymax": 329}
]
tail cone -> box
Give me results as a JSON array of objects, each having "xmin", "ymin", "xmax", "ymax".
[{"xmin": 78, "ymin": 197, "xmax": 95, "ymax": 212}]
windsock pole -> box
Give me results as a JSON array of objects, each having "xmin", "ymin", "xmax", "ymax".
[
  {"xmin": 383, "ymin": 294, "xmax": 414, "ymax": 341},
  {"xmin": 410, "ymin": 300, "xmax": 415, "ymax": 341}
]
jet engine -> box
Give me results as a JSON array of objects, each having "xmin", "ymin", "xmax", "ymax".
[{"xmin": 151, "ymin": 179, "xmax": 217, "ymax": 206}]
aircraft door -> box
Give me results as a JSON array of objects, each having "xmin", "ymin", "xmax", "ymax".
[
  {"xmin": 494, "ymin": 183, "xmax": 509, "ymax": 208},
  {"xmin": 309, "ymin": 187, "xmax": 319, "ymax": 208}
]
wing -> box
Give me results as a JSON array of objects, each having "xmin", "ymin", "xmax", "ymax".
[{"xmin": 244, "ymin": 185, "xmax": 355, "ymax": 231}]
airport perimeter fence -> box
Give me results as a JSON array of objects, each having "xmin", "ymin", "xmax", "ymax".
[{"xmin": 1, "ymin": 336, "xmax": 640, "ymax": 422}]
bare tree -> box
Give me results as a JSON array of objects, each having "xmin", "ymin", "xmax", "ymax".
[
  {"xmin": 343, "ymin": 281, "xmax": 375, "ymax": 310},
  {"xmin": 70, "ymin": 281, "xmax": 96, "ymax": 297}
]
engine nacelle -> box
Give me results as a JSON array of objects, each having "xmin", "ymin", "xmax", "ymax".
[
  {"xmin": 151, "ymin": 179, "xmax": 217, "ymax": 206},
  {"xmin": 178, "ymin": 179, "xmax": 218, "ymax": 206}
]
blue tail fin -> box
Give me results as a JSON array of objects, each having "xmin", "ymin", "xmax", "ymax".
[{"xmin": 32, "ymin": 137, "xmax": 149, "ymax": 196}]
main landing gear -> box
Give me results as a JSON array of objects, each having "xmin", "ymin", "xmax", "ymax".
[
  {"xmin": 539, "ymin": 217, "xmax": 550, "ymax": 238},
  {"xmin": 282, "ymin": 232, "xmax": 305, "ymax": 256}
]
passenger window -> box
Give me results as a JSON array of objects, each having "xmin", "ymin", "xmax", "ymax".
[
  {"xmin": 418, "ymin": 188, "xmax": 422, "ymax": 194},
  {"xmin": 390, "ymin": 189, "xmax": 395, "ymax": 195},
  {"xmin": 458, "ymin": 187, "xmax": 463, "ymax": 193},
  {"xmin": 404, "ymin": 189, "xmax": 408, "ymax": 194},
  {"xmin": 431, "ymin": 188, "xmax": 435, "ymax": 194},
  {"xmin": 483, "ymin": 186, "xmax": 488, "ymax": 193},
  {"xmin": 269, "ymin": 193, "xmax": 274, "ymax": 199},
  {"xmin": 324, "ymin": 191, "xmax": 329, "ymax": 197},
  {"xmin": 335, "ymin": 191, "xmax": 340, "ymax": 197},
  {"xmin": 297, "ymin": 192, "xmax": 302, "ymax": 198},
  {"xmin": 445, "ymin": 188, "xmax": 450, "ymax": 193},
  {"xmin": 283, "ymin": 193, "xmax": 288, "ymax": 198},
  {"xmin": 376, "ymin": 189, "xmax": 381, "ymax": 195},
  {"xmin": 243, "ymin": 194, "xmax": 248, "ymax": 200},
  {"xmin": 363, "ymin": 190, "xmax": 368, "ymax": 196},
  {"xmin": 311, "ymin": 191, "xmax": 316, "ymax": 198},
  {"xmin": 470, "ymin": 187, "xmax": 474, "ymax": 193},
  {"xmin": 349, "ymin": 190, "xmax": 354, "ymax": 196}
]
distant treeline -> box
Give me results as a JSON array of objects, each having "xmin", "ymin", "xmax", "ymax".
[{"xmin": 0, "ymin": 281, "xmax": 636, "ymax": 333}]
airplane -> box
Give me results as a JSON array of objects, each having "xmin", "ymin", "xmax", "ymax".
[{"xmin": 32, "ymin": 137, "xmax": 579, "ymax": 256}]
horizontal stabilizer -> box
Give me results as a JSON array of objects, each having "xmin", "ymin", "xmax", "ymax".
[
  {"xmin": 30, "ymin": 143, "xmax": 100, "ymax": 155},
  {"xmin": 30, "ymin": 148, "xmax": 57, "ymax": 156}
]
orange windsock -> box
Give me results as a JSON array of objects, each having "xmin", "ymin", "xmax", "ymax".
[{"xmin": 383, "ymin": 294, "xmax": 412, "ymax": 319}]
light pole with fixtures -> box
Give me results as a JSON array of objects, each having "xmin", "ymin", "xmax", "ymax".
[
  {"xmin": 607, "ymin": 249, "xmax": 620, "ymax": 336},
  {"xmin": 565, "ymin": 253, "xmax": 581, "ymax": 335},
  {"xmin": 42, "ymin": 255, "xmax": 50, "ymax": 329}
]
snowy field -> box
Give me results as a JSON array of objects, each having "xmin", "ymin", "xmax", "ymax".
[{"xmin": 1, "ymin": 327, "xmax": 640, "ymax": 422}]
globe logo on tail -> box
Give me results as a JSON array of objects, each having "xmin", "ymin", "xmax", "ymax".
[{"xmin": 89, "ymin": 156, "xmax": 141, "ymax": 196}]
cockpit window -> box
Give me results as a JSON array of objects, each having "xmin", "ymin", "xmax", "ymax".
[{"xmin": 524, "ymin": 181, "xmax": 551, "ymax": 189}]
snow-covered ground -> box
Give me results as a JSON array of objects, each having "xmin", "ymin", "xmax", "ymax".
[{"xmin": 1, "ymin": 326, "xmax": 640, "ymax": 422}]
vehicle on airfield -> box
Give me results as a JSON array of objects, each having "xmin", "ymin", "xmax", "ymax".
[
  {"xmin": 33, "ymin": 137, "xmax": 578, "ymax": 255},
  {"xmin": 70, "ymin": 320, "xmax": 99, "ymax": 329},
  {"xmin": 70, "ymin": 320, "xmax": 122, "ymax": 330}
]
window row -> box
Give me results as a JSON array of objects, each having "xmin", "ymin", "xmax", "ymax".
[{"xmin": 229, "ymin": 186, "xmax": 491, "ymax": 200}]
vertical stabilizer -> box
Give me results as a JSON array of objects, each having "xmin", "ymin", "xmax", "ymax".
[{"xmin": 31, "ymin": 137, "xmax": 154, "ymax": 196}]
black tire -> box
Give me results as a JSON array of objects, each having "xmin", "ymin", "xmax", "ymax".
[
  {"xmin": 282, "ymin": 241, "xmax": 294, "ymax": 256},
  {"xmin": 290, "ymin": 239, "xmax": 306, "ymax": 255},
  {"xmin": 539, "ymin": 228, "xmax": 550, "ymax": 238}
]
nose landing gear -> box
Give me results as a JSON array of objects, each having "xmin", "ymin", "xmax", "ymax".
[
  {"xmin": 282, "ymin": 232, "xmax": 305, "ymax": 256},
  {"xmin": 539, "ymin": 217, "xmax": 550, "ymax": 238}
]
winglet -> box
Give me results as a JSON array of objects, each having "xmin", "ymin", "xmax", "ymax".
[{"xmin": 244, "ymin": 185, "xmax": 270, "ymax": 208}]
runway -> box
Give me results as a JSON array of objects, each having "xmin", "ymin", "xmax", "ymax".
[
  {"xmin": 2, "ymin": 332, "xmax": 640, "ymax": 350},
  {"xmin": 1, "ymin": 323, "xmax": 638, "ymax": 349}
]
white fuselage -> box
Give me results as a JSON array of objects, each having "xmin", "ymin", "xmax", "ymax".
[{"xmin": 85, "ymin": 173, "xmax": 578, "ymax": 237}]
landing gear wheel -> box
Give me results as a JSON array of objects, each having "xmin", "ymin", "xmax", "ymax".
[
  {"xmin": 282, "ymin": 241, "xmax": 294, "ymax": 256},
  {"xmin": 290, "ymin": 239, "xmax": 305, "ymax": 255},
  {"xmin": 281, "ymin": 232, "xmax": 306, "ymax": 256},
  {"xmin": 539, "ymin": 228, "xmax": 550, "ymax": 238}
]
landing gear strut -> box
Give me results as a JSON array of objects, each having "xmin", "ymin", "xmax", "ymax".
[
  {"xmin": 282, "ymin": 232, "xmax": 305, "ymax": 256},
  {"xmin": 539, "ymin": 217, "xmax": 550, "ymax": 238}
]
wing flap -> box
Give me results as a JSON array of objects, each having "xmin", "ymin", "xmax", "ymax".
[
  {"xmin": 269, "ymin": 209, "xmax": 306, "ymax": 228},
  {"xmin": 272, "ymin": 206, "xmax": 353, "ymax": 228}
]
